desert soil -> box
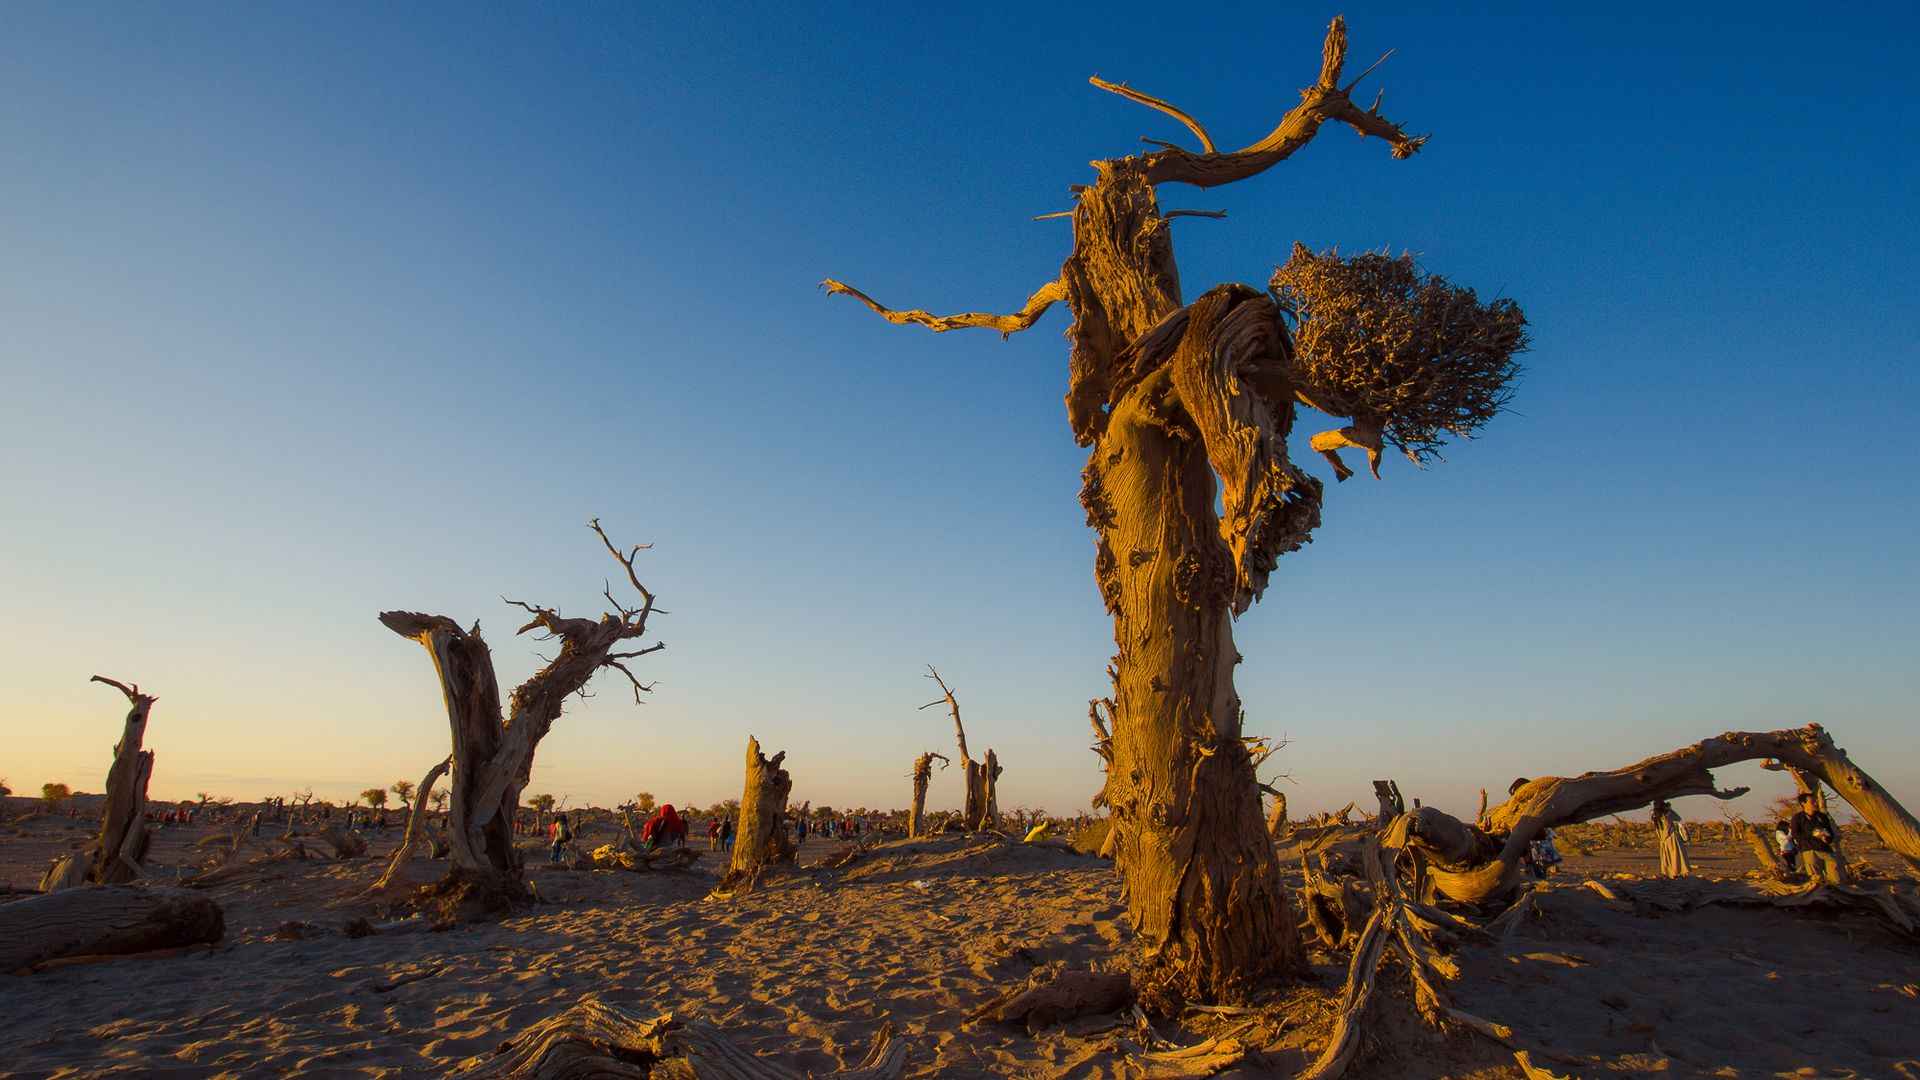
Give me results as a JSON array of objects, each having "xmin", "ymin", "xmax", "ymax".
[{"xmin": 2, "ymin": 813, "xmax": 1917, "ymax": 1078}]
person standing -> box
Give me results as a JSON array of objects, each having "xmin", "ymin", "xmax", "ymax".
[
  {"xmin": 550, "ymin": 812, "xmax": 573, "ymax": 865},
  {"xmin": 1652, "ymin": 799, "xmax": 1692, "ymax": 878}
]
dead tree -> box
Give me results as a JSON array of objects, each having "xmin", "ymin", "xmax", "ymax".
[
  {"xmin": 380, "ymin": 518, "xmax": 664, "ymax": 912},
  {"xmin": 1371, "ymin": 780, "xmax": 1405, "ymax": 823},
  {"xmin": 44, "ymin": 677, "xmax": 159, "ymax": 890},
  {"xmin": 908, "ymin": 751, "xmax": 950, "ymax": 839},
  {"xmin": 371, "ymin": 757, "xmax": 452, "ymax": 893},
  {"xmin": 919, "ymin": 667, "xmax": 1001, "ymax": 831},
  {"xmin": 826, "ymin": 19, "xmax": 1525, "ymax": 1002},
  {"xmin": 711, "ymin": 736, "xmax": 793, "ymax": 897},
  {"xmin": 0, "ymin": 886, "xmax": 224, "ymax": 971},
  {"xmin": 1399, "ymin": 724, "xmax": 1920, "ymax": 904},
  {"xmin": 1267, "ymin": 791, "xmax": 1290, "ymax": 839}
]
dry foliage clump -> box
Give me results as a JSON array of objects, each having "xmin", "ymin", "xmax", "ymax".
[{"xmin": 1271, "ymin": 243, "xmax": 1528, "ymax": 464}]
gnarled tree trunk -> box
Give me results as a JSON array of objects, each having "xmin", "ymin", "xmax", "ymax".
[
  {"xmin": 83, "ymin": 676, "xmax": 157, "ymax": 886},
  {"xmin": 713, "ymin": 736, "xmax": 793, "ymax": 896},
  {"xmin": 380, "ymin": 520, "xmax": 665, "ymax": 913},
  {"xmin": 826, "ymin": 19, "xmax": 1436, "ymax": 1002}
]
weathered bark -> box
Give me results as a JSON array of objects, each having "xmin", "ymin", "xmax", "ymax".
[
  {"xmin": 0, "ymin": 885, "xmax": 224, "ymax": 971},
  {"xmin": 1267, "ymin": 791, "xmax": 1289, "ymax": 839},
  {"xmin": 908, "ymin": 751, "xmax": 948, "ymax": 839},
  {"xmin": 1372, "ymin": 780, "xmax": 1404, "ymax": 824},
  {"xmin": 1741, "ymin": 822, "xmax": 1790, "ymax": 878},
  {"xmin": 471, "ymin": 997, "xmax": 907, "ymax": 1080},
  {"xmin": 372, "ymin": 757, "xmax": 452, "ymax": 892},
  {"xmin": 712, "ymin": 735, "xmax": 794, "ymax": 896},
  {"xmin": 85, "ymin": 676, "xmax": 157, "ymax": 885},
  {"xmin": 824, "ymin": 18, "xmax": 1436, "ymax": 1001},
  {"xmin": 972, "ymin": 748, "xmax": 1002, "ymax": 832},
  {"xmin": 1084, "ymin": 283, "xmax": 1313, "ymax": 1002},
  {"xmin": 1401, "ymin": 724, "xmax": 1920, "ymax": 904},
  {"xmin": 380, "ymin": 520, "xmax": 664, "ymax": 911}
]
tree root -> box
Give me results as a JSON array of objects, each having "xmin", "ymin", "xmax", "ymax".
[
  {"xmin": 969, "ymin": 967, "xmax": 1135, "ymax": 1031},
  {"xmin": 464, "ymin": 995, "xmax": 907, "ymax": 1079}
]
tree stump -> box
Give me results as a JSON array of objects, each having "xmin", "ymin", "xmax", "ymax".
[
  {"xmin": 0, "ymin": 886, "xmax": 224, "ymax": 971},
  {"xmin": 908, "ymin": 751, "xmax": 948, "ymax": 839},
  {"xmin": 712, "ymin": 736, "xmax": 793, "ymax": 896},
  {"xmin": 85, "ymin": 676, "xmax": 158, "ymax": 885}
]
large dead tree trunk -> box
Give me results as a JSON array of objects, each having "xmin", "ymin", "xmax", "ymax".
[
  {"xmin": 1399, "ymin": 724, "xmax": 1920, "ymax": 904},
  {"xmin": 908, "ymin": 751, "xmax": 949, "ymax": 839},
  {"xmin": 712, "ymin": 736, "xmax": 793, "ymax": 896},
  {"xmin": 825, "ymin": 19, "xmax": 1483, "ymax": 1003},
  {"xmin": 0, "ymin": 885, "xmax": 223, "ymax": 971},
  {"xmin": 74, "ymin": 676, "xmax": 158, "ymax": 886},
  {"xmin": 380, "ymin": 519, "xmax": 665, "ymax": 914}
]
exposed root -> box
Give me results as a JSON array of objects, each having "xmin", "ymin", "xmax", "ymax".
[
  {"xmin": 970, "ymin": 967, "xmax": 1136, "ymax": 1031},
  {"xmin": 414, "ymin": 866, "xmax": 532, "ymax": 925},
  {"xmin": 466, "ymin": 995, "xmax": 907, "ymax": 1079}
]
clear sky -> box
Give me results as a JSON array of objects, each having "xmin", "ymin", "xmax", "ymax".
[{"xmin": 3, "ymin": 4, "xmax": 1916, "ymax": 822}]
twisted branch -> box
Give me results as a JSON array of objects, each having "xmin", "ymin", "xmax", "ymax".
[{"xmin": 820, "ymin": 278, "xmax": 1066, "ymax": 337}]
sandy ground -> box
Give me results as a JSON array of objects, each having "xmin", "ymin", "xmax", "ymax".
[{"xmin": 2, "ymin": 814, "xmax": 1918, "ymax": 1078}]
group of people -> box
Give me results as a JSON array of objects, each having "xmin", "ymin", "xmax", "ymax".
[
  {"xmin": 1514, "ymin": 782, "xmax": 1847, "ymax": 884},
  {"xmin": 547, "ymin": 803, "xmax": 693, "ymax": 864}
]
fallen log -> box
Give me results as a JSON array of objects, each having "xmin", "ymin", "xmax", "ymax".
[
  {"xmin": 0, "ymin": 885, "xmax": 224, "ymax": 972},
  {"xmin": 1400, "ymin": 725, "xmax": 1920, "ymax": 904}
]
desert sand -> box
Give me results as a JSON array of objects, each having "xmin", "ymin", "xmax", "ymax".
[{"xmin": 3, "ymin": 807, "xmax": 1917, "ymax": 1079}]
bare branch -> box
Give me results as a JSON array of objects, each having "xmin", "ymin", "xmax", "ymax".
[
  {"xmin": 1139, "ymin": 17, "xmax": 1426, "ymax": 188},
  {"xmin": 1032, "ymin": 210, "xmax": 1074, "ymax": 222},
  {"xmin": 1163, "ymin": 209, "xmax": 1227, "ymax": 221},
  {"xmin": 820, "ymin": 278, "xmax": 1067, "ymax": 338},
  {"xmin": 588, "ymin": 517, "xmax": 660, "ymax": 634},
  {"xmin": 90, "ymin": 675, "xmax": 149, "ymax": 704},
  {"xmin": 923, "ymin": 665, "xmax": 972, "ymax": 764},
  {"xmin": 605, "ymin": 661, "xmax": 656, "ymax": 705},
  {"xmin": 1089, "ymin": 75, "xmax": 1217, "ymax": 154},
  {"xmin": 1342, "ymin": 48, "xmax": 1395, "ymax": 94}
]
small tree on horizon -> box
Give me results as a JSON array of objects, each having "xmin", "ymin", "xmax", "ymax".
[
  {"xmin": 392, "ymin": 779, "xmax": 416, "ymax": 806},
  {"xmin": 633, "ymin": 792, "xmax": 656, "ymax": 816},
  {"xmin": 41, "ymin": 782, "xmax": 71, "ymax": 810},
  {"xmin": 360, "ymin": 788, "xmax": 388, "ymax": 810},
  {"xmin": 430, "ymin": 789, "xmax": 449, "ymax": 814}
]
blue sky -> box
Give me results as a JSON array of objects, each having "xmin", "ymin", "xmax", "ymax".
[{"xmin": 3, "ymin": 4, "xmax": 1915, "ymax": 821}]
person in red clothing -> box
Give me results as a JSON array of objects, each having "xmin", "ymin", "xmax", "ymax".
[{"xmin": 641, "ymin": 803, "xmax": 688, "ymax": 851}]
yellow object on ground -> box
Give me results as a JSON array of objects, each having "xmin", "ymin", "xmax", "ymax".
[{"xmin": 1022, "ymin": 823, "xmax": 1052, "ymax": 843}]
